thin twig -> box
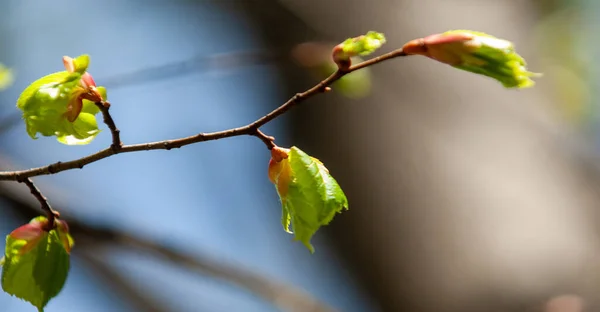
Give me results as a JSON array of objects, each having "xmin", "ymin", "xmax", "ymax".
[
  {"xmin": 254, "ymin": 129, "xmax": 276, "ymax": 149},
  {"xmin": 95, "ymin": 101, "xmax": 122, "ymax": 150},
  {"xmin": 19, "ymin": 178, "xmax": 59, "ymax": 229},
  {"xmin": 0, "ymin": 181, "xmax": 335, "ymax": 312},
  {"xmin": 0, "ymin": 48, "xmax": 407, "ymax": 181}
]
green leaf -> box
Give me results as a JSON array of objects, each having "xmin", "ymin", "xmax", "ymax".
[
  {"xmin": 57, "ymin": 112, "xmax": 101, "ymax": 145},
  {"xmin": 341, "ymin": 31, "xmax": 386, "ymax": 57},
  {"xmin": 2, "ymin": 217, "xmax": 72, "ymax": 311},
  {"xmin": 271, "ymin": 147, "xmax": 348, "ymax": 253},
  {"xmin": 332, "ymin": 31, "xmax": 386, "ymax": 69},
  {"xmin": 16, "ymin": 55, "xmax": 105, "ymax": 145},
  {"xmin": 71, "ymin": 55, "xmax": 89, "ymax": 74}
]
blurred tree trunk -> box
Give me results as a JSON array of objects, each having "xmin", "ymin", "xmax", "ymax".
[{"xmin": 275, "ymin": 0, "xmax": 600, "ymax": 311}]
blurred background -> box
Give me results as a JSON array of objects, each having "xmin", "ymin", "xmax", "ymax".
[{"xmin": 0, "ymin": 0, "xmax": 599, "ymax": 311}]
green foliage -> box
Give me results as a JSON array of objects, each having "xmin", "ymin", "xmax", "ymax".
[
  {"xmin": 332, "ymin": 31, "xmax": 386, "ymax": 70},
  {"xmin": 403, "ymin": 30, "xmax": 540, "ymax": 88},
  {"xmin": 340, "ymin": 31, "xmax": 386, "ymax": 57},
  {"xmin": 0, "ymin": 63, "xmax": 14, "ymax": 91},
  {"xmin": 16, "ymin": 55, "xmax": 105, "ymax": 145},
  {"xmin": 269, "ymin": 147, "xmax": 348, "ymax": 252},
  {"xmin": 1, "ymin": 217, "xmax": 73, "ymax": 311}
]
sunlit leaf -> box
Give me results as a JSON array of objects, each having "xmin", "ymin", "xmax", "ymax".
[
  {"xmin": 16, "ymin": 54, "xmax": 106, "ymax": 145},
  {"xmin": 1, "ymin": 217, "xmax": 73, "ymax": 312},
  {"xmin": 269, "ymin": 147, "xmax": 348, "ymax": 252}
]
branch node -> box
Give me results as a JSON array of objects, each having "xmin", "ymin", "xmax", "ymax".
[
  {"xmin": 96, "ymin": 101, "xmax": 123, "ymax": 152},
  {"xmin": 253, "ymin": 129, "xmax": 276, "ymax": 150},
  {"xmin": 48, "ymin": 161, "xmax": 62, "ymax": 174}
]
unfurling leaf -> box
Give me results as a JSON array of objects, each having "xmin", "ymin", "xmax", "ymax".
[
  {"xmin": 1, "ymin": 217, "xmax": 74, "ymax": 311},
  {"xmin": 0, "ymin": 63, "xmax": 14, "ymax": 91},
  {"xmin": 402, "ymin": 30, "xmax": 540, "ymax": 88},
  {"xmin": 292, "ymin": 42, "xmax": 372, "ymax": 98},
  {"xmin": 332, "ymin": 31, "xmax": 386, "ymax": 69},
  {"xmin": 17, "ymin": 54, "xmax": 106, "ymax": 145},
  {"xmin": 269, "ymin": 146, "xmax": 348, "ymax": 252}
]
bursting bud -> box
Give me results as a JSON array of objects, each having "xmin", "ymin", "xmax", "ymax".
[
  {"xmin": 332, "ymin": 31, "xmax": 386, "ymax": 69},
  {"xmin": 17, "ymin": 54, "xmax": 107, "ymax": 145},
  {"xmin": 402, "ymin": 30, "xmax": 540, "ymax": 88},
  {"xmin": 4, "ymin": 216, "xmax": 73, "ymax": 258},
  {"xmin": 268, "ymin": 146, "xmax": 348, "ymax": 253},
  {"xmin": 293, "ymin": 42, "xmax": 373, "ymax": 98},
  {"xmin": 2, "ymin": 216, "xmax": 74, "ymax": 311}
]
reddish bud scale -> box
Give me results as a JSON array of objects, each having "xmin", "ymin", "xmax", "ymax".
[
  {"xmin": 268, "ymin": 147, "xmax": 292, "ymax": 200},
  {"xmin": 402, "ymin": 32, "xmax": 476, "ymax": 66},
  {"xmin": 331, "ymin": 45, "xmax": 352, "ymax": 70},
  {"xmin": 55, "ymin": 219, "xmax": 72, "ymax": 253},
  {"xmin": 9, "ymin": 219, "xmax": 48, "ymax": 255},
  {"xmin": 62, "ymin": 56, "xmax": 104, "ymax": 122},
  {"xmin": 9, "ymin": 218, "xmax": 73, "ymax": 255}
]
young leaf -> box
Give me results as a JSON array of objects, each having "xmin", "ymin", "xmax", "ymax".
[
  {"xmin": 16, "ymin": 55, "xmax": 106, "ymax": 145},
  {"xmin": 402, "ymin": 30, "xmax": 540, "ymax": 88},
  {"xmin": 292, "ymin": 42, "xmax": 372, "ymax": 98},
  {"xmin": 2, "ymin": 217, "xmax": 74, "ymax": 311},
  {"xmin": 269, "ymin": 146, "xmax": 348, "ymax": 252},
  {"xmin": 332, "ymin": 31, "xmax": 386, "ymax": 69}
]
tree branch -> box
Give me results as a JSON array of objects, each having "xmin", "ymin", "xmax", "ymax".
[
  {"xmin": 0, "ymin": 48, "xmax": 407, "ymax": 181},
  {"xmin": 95, "ymin": 101, "xmax": 122, "ymax": 151},
  {"xmin": 0, "ymin": 181, "xmax": 336, "ymax": 312},
  {"xmin": 19, "ymin": 178, "xmax": 59, "ymax": 229}
]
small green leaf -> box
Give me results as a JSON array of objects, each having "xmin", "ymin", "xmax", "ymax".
[
  {"xmin": 2, "ymin": 217, "xmax": 73, "ymax": 311},
  {"xmin": 340, "ymin": 31, "xmax": 386, "ymax": 57},
  {"xmin": 269, "ymin": 147, "xmax": 348, "ymax": 252},
  {"xmin": 71, "ymin": 55, "xmax": 89, "ymax": 74},
  {"xmin": 57, "ymin": 112, "xmax": 101, "ymax": 145},
  {"xmin": 332, "ymin": 31, "xmax": 386, "ymax": 69}
]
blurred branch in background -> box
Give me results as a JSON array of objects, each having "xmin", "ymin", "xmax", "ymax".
[
  {"xmin": 0, "ymin": 48, "xmax": 292, "ymax": 139},
  {"xmin": 0, "ymin": 165, "xmax": 335, "ymax": 312},
  {"xmin": 100, "ymin": 50, "xmax": 285, "ymax": 90},
  {"xmin": 77, "ymin": 250, "xmax": 172, "ymax": 312}
]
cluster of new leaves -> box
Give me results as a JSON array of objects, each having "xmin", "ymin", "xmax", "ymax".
[
  {"xmin": 17, "ymin": 55, "xmax": 106, "ymax": 145},
  {"xmin": 1, "ymin": 30, "xmax": 539, "ymax": 311}
]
